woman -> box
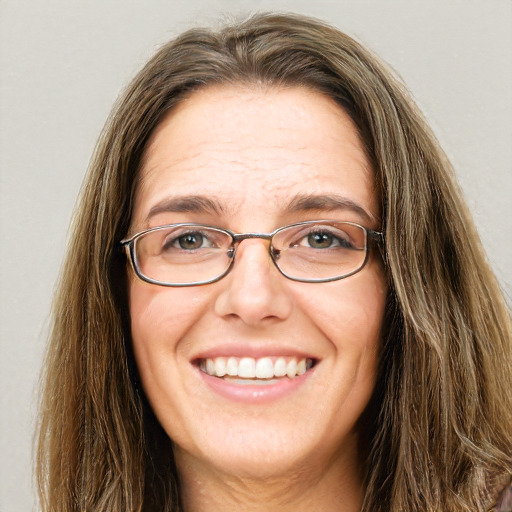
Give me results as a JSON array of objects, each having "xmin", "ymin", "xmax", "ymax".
[{"xmin": 36, "ymin": 12, "xmax": 512, "ymax": 512}]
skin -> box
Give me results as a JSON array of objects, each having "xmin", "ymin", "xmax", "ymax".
[{"xmin": 128, "ymin": 85, "xmax": 387, "ymax": 512}]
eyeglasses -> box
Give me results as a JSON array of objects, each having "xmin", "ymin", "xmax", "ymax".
[{"xmin": 120, "ymin": 220, "xmax": 384, "ymax": 287}]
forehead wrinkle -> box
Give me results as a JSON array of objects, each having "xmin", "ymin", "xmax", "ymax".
[
  {"xmin": 135, "ymin": 158, "xmax": 221, "ymax": 220},
  {"xmin": 137, "ymin": 147, "xmax": 206, "ymax": 188}
]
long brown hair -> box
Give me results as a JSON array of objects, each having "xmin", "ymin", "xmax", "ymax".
[{"xmin": 37, "ymin": 12, "xmax": 512, "ymax": 512}]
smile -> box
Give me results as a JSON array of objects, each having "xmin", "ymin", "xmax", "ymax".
[{"xmin": 198, "ymin": 356, "xmax": 315, "ymax": 381}]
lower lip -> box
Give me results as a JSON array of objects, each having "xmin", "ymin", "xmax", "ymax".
[{"xmin": 196, "ymin": 367, "xmax": 314, "ymax": 403}]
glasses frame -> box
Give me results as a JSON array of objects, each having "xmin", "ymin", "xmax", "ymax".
[{"xmin": 120, "ymin": 220, "xmax": 384, "ymax": 287}]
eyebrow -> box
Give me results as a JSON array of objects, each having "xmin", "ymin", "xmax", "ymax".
[
  {"xmin": 145, "ymin": 193, "xmax": 374, "ymax": 224},
  {"xmin": 145, "ymin": 195, "xmax": 224, "ymax": 222},
  {"xmin": 286, "ymin": 193, "xmax": 374, "ymax": 222}
]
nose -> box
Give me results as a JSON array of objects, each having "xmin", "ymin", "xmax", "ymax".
[{"xmin": 214, "ymin": 239, "xmax": 293, "ymax": 326}]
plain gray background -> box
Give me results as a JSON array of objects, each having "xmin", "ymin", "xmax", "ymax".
[{"xmin": 1, "ymin": 1, "xmax": 511, "ymax": 510}]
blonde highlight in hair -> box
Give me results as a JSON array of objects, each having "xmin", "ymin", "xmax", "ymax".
[{"xmin": 37, "ymin": 13, "xmax": 512, "ymax": 511}]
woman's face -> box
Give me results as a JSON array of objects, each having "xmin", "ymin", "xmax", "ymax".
[{"xmin": 128, "ymin": 85, "xmax": 387, "ymax": 480}]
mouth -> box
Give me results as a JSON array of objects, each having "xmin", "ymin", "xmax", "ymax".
[{"xmin": 195, "ymin": 356, "xmax": 316, "ymax": 385}]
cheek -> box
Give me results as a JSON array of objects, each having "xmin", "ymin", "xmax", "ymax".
[
  {"xmin": 304, "ymin": 266, "xmax": 387, "ymax": 350},
  {"xmin": 128, "ymin": 279, "xmax": 211, "ymax": 369}
]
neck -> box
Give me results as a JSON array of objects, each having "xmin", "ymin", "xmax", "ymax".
[{"xmin": 175, "ymin": 441, "xmax": 365, "ymax": 512}]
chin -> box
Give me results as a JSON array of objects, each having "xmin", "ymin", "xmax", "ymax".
[{"xmin": 169, "ymin": 407, "xmax": 361, "ymax": 482}]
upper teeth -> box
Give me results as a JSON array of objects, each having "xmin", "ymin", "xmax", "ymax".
[{"xmin": 200, "ymin": 356, "xmax": 312, "ymax": 379}]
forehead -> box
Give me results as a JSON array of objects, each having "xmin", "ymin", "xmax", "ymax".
[{"xmin": 132, "ymin": 84, "xmax": 377, "ymax": 229}]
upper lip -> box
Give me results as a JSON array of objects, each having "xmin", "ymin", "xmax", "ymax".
[{"xmin": 190, "ymin": 343, "xmax": 319, "ymax": 362}]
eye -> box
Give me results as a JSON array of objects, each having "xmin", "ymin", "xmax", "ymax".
[
  {"xmin": 307, "ymin": 232, "xmax": 334, "ymax": 249},
  {"xmin": 177, "ymin": 233, "xmax": 206, "ymax": 250},
  {"xmin": 163, "ymin": 231, "xmax": 215, "ymax": 251},
  {"xmin": 300, "ymin": 230, "xmax": 354, "ymax": 250}
]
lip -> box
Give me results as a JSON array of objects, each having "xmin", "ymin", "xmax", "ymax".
[
  {"xmin": 196, "ymin": 365, "xmax": 316, "ymax": 403},
  {"xmin": 191, "ymin": 343, "xmax": 317, "ymax": 361}
]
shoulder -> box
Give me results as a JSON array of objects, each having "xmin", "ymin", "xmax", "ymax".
[{"xmin": 493, "ymin": 481, "xmax": 512, "ymax": 512}]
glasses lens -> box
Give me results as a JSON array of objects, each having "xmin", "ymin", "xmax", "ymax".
[
  {"xmin": 272, "ymin": 222, "xmax": 367, "ymax": 281},
  {"xmin": 134, "ymin": 225, "xmax": 233, "ymax": 285}
]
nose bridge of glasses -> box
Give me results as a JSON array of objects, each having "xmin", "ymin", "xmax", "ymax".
[
  {"xmin": 232, "ymin": 232, "xmax": 274, "ymax": 245},
  {"xmin": 229, "ymin": 232, "xmax": 278, "ymax": 263},
  {"xmin": 233, "ymin": 232, "xmax": 274, "ymax": 241}
]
